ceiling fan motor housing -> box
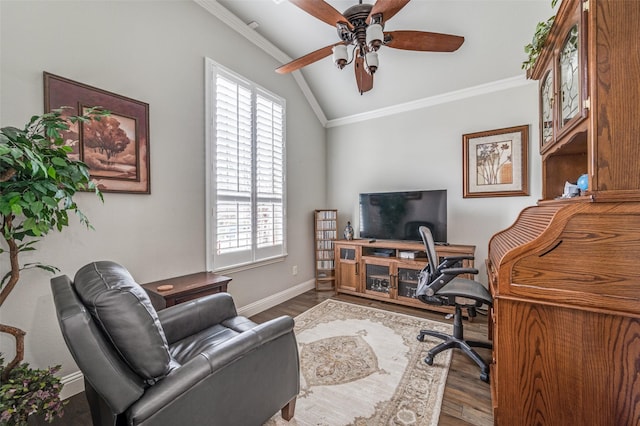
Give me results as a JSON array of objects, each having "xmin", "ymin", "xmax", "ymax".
[{"xmin": 338, "ymin": 4, "xmax": 374, "ymax": 46}]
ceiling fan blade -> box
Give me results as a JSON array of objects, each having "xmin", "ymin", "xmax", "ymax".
[
  {"xmin": 368, "ymin": 0, "xmax": 411, "ymax": 23},
  {"xmin": 354, "ymin": 55, "xmax": 374, "ymax": 94},
  {"xmin": 385, "ymin": 30, "xmax": 464, "ymax": 52},
  {"xmin": 276, "ymin": 43, "xmax": 344, "ymax": 74},
  {"xmin": 288, "ymin": 0, "xmax": 351, "ymax": 29}
]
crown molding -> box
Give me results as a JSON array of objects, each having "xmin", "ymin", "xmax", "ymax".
[
  {"xmin": 325, "ymin": 75, "xmax": 534, "ymax": 128},
  {"xmin": 194, "ymin": 0, "xmax": 327, "ymax": 126}
]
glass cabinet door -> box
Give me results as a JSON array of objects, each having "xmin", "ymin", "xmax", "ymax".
[
  {"xmin": 540, "ymin": 67, "xmax": 555, "ymax": 151},
  {"xmin": 365, "ymin": 263, "xmax": 391, "ymax": 295},
  {"xmin": 397, "ymin": 266, "xmax": 421, "ymax": 299},
  {"xmin": 559, "ymin": 24, "xmax": 580, "ymax": 128}
]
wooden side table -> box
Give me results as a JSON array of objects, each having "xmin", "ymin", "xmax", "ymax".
[{"xmin": 142, "ymin": 271, "xmax": 232, "ymax": 310}]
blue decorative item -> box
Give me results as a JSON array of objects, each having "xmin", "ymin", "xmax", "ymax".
[{"xmin": 577, "ymin": 174, "xmax": 589, "ymax": 191}]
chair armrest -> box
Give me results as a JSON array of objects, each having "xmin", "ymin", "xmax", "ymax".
[
  {"xmin": 128, "ymin": 316, "xmax": 295, "ymax": 423},
  {"xmin": 157, "ymin": 292, "xmax": 238, "ymax": 344},
  {"xmin": 439, "ymin": 255, "xmax": 475, "ymax": 269},
  {"xmin": 443, "ymin": 255, "xmax": 475, "ymax": 261},
  {"xmin": 421, "ymin": 267, "xmax": 478, "ymax": 297},
  {"xmin": 442, "ymin": 267, "xmax": 479, "ymax": 276},
  {"xmin": 206, "ymin": 316, "xmax": 295, "ymax": 373}
]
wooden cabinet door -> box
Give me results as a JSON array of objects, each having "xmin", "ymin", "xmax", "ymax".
[
  {"xmin": 495, "ymin": 299, "xmax": 640, "ymax": 425},
  {"xmin": 335, "ymin": 244, "xmax": 360, "ymax": 292},
  {"xmin": 556, "ymin": 0, "xmax": 589, "ymax": 139}
]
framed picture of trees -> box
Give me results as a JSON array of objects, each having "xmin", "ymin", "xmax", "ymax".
[
  {"xmin": 44, "ymin": 72, "xmax": 150, "ymax": 193},
  {"xmin": 462, "ymin": 125, "xmax": 529, "ymax": 198}
]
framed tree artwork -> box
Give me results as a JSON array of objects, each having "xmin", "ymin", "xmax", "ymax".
[
  {"xmin": 44, "ymin": 72, "xmax": 150, "ymax": 193},
  {"xmin": 462, "ymin": 125, "xmax": 529, "ymax": 198}
]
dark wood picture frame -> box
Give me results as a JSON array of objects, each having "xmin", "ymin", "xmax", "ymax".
[
  {"xmin": 44, "ymin": 72, "xmax": 150, "ymax": 194},
  {"xmin": 462, "ymin": 125, "xmax": 529, "ymax": 198}
]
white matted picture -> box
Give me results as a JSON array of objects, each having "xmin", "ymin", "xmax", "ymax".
[{"xmin": 462, "ymin": 125, "xmax": 529, "ymax": 198}]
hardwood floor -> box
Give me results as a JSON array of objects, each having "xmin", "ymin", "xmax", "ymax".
[{"xmin": 36, "ymin": 290, "xmax": 493, "ymax": 425}]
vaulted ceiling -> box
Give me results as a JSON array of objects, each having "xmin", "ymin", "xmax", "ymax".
[{"xmin": 198, "ymin": 0, "xmax": 554, "ymax": 124}]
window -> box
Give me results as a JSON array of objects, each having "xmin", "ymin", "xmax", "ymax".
[{"xmin": 205, "ymin": 59, "xmax": 286, "ymax": 272}]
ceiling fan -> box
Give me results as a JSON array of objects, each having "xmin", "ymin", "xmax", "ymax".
[{"xmin": 275, "ymin": 0, "xmax": 465, "ymax": 94}]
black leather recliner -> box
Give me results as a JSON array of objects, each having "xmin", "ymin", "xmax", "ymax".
[{"xmin": 50, "ymin": 261, "xmax": 300, "ymax": 425}]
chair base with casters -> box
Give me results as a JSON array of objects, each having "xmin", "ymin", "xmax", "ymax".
[{"xmin": 417, "ymin": 298, "xmax": 492, "ymax": 383}]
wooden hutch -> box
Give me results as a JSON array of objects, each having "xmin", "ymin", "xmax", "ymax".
[{"xmin": 487, "ymin": 0, "xmax": 640, "ymax": 424}]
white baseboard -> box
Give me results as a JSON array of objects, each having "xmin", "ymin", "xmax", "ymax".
[
  {"xmin": 60, "ymin": 370, "xmax": 85, "ymax": 400},
  {"xmin": 236, "ymin": 278, "xmax": 315, "ymax": 318},
  {"xmin": 58, "ymin": 279, "xmax": 316, "ymax": 399}
]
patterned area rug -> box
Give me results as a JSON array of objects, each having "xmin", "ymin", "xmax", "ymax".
[{"xmin": 265, "ymin": 299, "xmax": 453, "ymax": 426}]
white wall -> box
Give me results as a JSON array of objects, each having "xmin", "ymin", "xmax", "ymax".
[
  {"xmin": 0, "ymin": 0, "xmax": 325, "ymax": 379},
  {"xmin": 327, "ymin": 82, "xmax": 542, "ymax": 283}
]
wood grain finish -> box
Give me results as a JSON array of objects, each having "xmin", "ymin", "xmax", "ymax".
[
  {"xmin": 142, "ymin": 272, "xmax": 231, "ymax": 309},
  {"xmin": 512, "ymin": 207, "xmax": 640, "ymax": 307},
  {"xmin": 490, "ymin": 199, "xmax": 640, "ymax": 424},
  {"xmin": 492, "ymin": 2, "xmax": 640, "ymax": 416},
  {"xmin": 334, "ymin": 239, "xmax": 476, "ymax": 314},
  {"xmin": 532, "ymin": 0, "xmax": 640, "ymax": 202},
  {"xmin": 592, "ymin": 1, "xmax": 640, "ymax": 192},
  {"xmin": 487, "ymin": 204, "xmax": 564, "ymax": 267},
  {"xmin": 496, "ymin": 301, "xmax": 640, "ymax": 425}
]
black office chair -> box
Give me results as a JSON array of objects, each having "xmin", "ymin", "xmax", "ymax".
[{"xmin": 416, "ymin": 226, "xmax": 493, "ymax": 383}]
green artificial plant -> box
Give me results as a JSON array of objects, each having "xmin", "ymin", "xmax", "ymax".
[
  {"xmin": 522, "ymin": 0, "xmax": 559, "ymax": 71},
  {"xmin": 0, "ymin": 107, "xmax": 108, "ymax": 424}
]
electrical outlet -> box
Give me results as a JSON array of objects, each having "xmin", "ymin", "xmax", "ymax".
[{"xmin": 292, "ymin": 265, "xmax": 298, "ymax": 275}]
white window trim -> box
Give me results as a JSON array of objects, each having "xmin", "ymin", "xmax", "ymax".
[{"xmin": 205, "ymin": 58, "xmax": 287, "ymax": 273}]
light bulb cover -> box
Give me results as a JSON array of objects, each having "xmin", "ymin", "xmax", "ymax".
[
  {"xmin": 366, "ymin": 24, "xmax": 384, "ymax": 50},
  {"xmin": 365, "ymin": 51, "xmax": 378, "ymax": 74},
  {"xmin": 332, "ymin": 45, "xmax": 348, "ymax": 69}
]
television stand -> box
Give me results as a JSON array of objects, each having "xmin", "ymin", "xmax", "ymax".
[{"xmin": 333, "ymin": 239, "xmax": 475, "ymax": 313}]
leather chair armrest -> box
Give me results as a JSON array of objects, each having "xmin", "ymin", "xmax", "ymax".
[
  {"xmin": 206, "ymin": 316, "xmax": 294, "ymax": 373},
  {"xmin": 127, "ymin": 316, "xmax": 296, "ymax": 424},
  {"xmin": 158, "ymin": 292, "xmax": 238, "ymax": 344}
]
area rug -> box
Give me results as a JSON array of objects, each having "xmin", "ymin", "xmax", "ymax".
[{"xmin": 265, "ymin": 299, "xmax": 453, "ymax": 426}]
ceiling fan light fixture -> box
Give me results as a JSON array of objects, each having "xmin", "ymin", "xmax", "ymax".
[
  {"xmin": 365, "ymin": 51, "xmax": 378, "ymax": 74},
  {"xmin": 366, "ymin": 23, "xmax": 384, "ymax": 51},
  {"xmin": 278, "ymin": 0, "xmax": 464, "ymax": 94},
  {"xmin": 332, "ymin": 45, "xmax": 348, "ymax": 69}
]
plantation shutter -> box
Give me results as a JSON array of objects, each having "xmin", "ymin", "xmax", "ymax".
[
  {"xmin": 215, "ymin": 73, "xmax": 253, "ymax": 263},
  {"xmin": 208, "ymin": 61, "xmax": 286, "ymax": 271},
  {"xmin": 255, "ymin": 91, "xmax": 284, "ymax": 258}
]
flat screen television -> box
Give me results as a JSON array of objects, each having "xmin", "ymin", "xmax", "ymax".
[{"xmin": 358, "ymin": 190, "xmax": 447, "ymax": 243}]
